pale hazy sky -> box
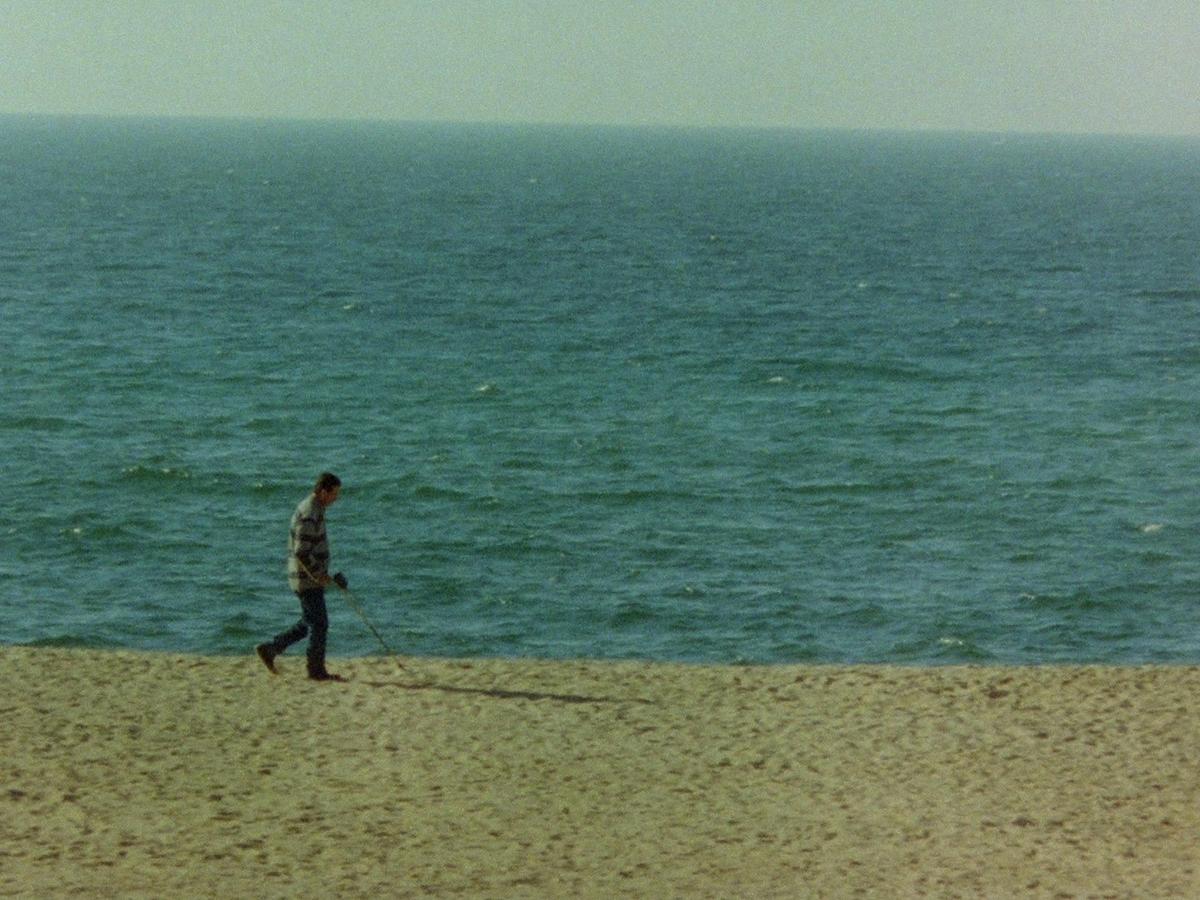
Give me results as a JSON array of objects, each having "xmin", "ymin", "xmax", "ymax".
[{"xmin": 3, "ymin": 1, "xmax": 1199, "ymax": 135}]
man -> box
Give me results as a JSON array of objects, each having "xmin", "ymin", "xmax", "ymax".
[{"xmin": 257, "ymin": 472, "xmax": 346, "ymax": 681}]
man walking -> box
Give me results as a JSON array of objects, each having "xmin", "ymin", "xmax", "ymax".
[{"xmin": 257, "ymin": 472, "xmax": 346, "ymax": 681}]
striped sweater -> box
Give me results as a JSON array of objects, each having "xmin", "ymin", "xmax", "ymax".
[{"xmin": 287, "ymin": 493, "xmax": 330, "ymax": 592}]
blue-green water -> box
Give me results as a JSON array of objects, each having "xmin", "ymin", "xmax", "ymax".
[{"xmin": 4, "ymin": 116, "xmax": 1198, "ymax": 664}]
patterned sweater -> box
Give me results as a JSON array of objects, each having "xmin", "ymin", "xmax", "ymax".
[{"xmin": 287, "ymin": 493, "xmax": 330, "ymax": 592}]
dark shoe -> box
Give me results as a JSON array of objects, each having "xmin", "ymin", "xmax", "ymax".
[
  {"xmin": 309, "ymin": 671, "xmax": 347, "ymax": 682},
  {"xmin": 256, "ymin": 643, "xmax": 279, "ymax": 674}
]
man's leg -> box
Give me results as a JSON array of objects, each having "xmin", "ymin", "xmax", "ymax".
[
  {"xmin": 270, "ymin": 618, "xmax": 309, "ymax": 652},
  {"xmin": 297, "ymin": 588, "xmax": 329, "ymax": 678},
  {"xmin": 257, "ymin": 608, "xmax": 310, "ymax": 673}
]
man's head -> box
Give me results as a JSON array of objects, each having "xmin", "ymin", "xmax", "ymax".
[{"xmin": 314, "ymin": 471, "xmax": 342, "ymax": 506}]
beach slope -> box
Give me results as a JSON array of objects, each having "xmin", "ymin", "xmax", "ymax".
[{"xmin": 2, "ymin": 647, "xmax": 1197, "ymax": 897}]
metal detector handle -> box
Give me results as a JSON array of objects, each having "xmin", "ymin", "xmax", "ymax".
[{"xmin": 294, "ymin": 555, "xmax": 332, "ymax": 587}]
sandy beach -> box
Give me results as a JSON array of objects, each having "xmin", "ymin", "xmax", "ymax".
[{"xmin": 1, "ymin": 647, "xmax": 1197, "ymax": 898}]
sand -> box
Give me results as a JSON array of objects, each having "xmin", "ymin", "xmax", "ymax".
[{"xmin": 1, "ymin": 647, "xmax": 1197, "ymax": 898}]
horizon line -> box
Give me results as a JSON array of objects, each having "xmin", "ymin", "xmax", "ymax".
[{"xmin": 2, "ymin": 109, "xmax": 1198, "ymax": 142}]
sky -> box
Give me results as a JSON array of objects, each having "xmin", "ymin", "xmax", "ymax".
[{"xmin": 2, "ymin": 1, "xmax": 1199, "ymax": 136}]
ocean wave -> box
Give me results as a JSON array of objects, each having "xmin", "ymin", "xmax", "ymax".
[
  {"xmin": 216, "ymin": 612, "xmax": 258, "ymax": 640},
  {"xmin": 755, "ymin": 355, "xmax": 959, "ymax": 384},
  {"xmin": 59, "ymin": 521, "xmax": 144, "ymax": 541},
  {"xmin": 22, "ymin": 634, "xmax": 112, "ymax": 649},
  {"xmin": 891, "ymin": 634, "xmax": 994, "ymax": 663},
  {"xmin": 548, "ymin": 487, "xmax": 697, "ymax": 505},
  {"xmin": 780, "ymin": 479, "xmax": 926, "ymax": 497},
  {"xmin": 1135, "ymin": 288, "xmax": 1200, "ymax": 301},
  {"xmin": 120, "ymin": 464, "xmax": 193, "ymax": 482},
  {"xmin": 478, "ymin": 537, "xmax": 563, "ymax": 560},
  {"xmin": 1017, "ymin": 589, "xmax": 1118, "ymax": 613},
  {"xmin": 609, "ymin": 600, "xmax": 658, "ymax": 628},
  {"xmin": 1030, "ymin": 264, "xmax": 1084, "ymax": 275},
  {"xmin": 1041, "ymin": 473, "xmax": 1119, "ymax": 490},
  {"xmin": 412, "ymin": 484, "xmax": 477, "ymax": 503},
  {"xmin": 1125, "ymin": 520, "xmax": 1166, "ymax": 534},
  {"xmin": 315, "ymin": 287, "xmax": 356, "ymax": 300},
  {"xmin": 94, "ymin": 260, "xmax": 168, "ymax": 274},
  {"xmin": 1, "ymin": 415, "xmax": 77, "ymax": 432},
  {"xmin": 763, "ymin": 638, "xmax": 825, "ymax": 662},
  {"xmin": 825, "ymin": 599, "xmax": 891, "ymax": 628},
  {"xmin": 243, "ymin": 417, "xmax": 283, "ymax": 433},
  {"xmin": 1134, "ymin": 550, "xmax": 1176, "ymax": 565},
  {"xmin": 499, "ymin": 456, "xmax": 545, "ymax": 471}
]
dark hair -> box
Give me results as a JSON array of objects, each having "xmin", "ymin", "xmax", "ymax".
[{"xmin": 315, "ymin": 472, "xmax": 342, "ymax": 493}]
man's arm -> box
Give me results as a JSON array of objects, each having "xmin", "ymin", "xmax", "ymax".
[{"xmin": 292, "ymin": 515, "xmax": 331, "ymax": 584}]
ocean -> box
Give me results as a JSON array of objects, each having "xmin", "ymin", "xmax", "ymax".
[{"xmin": 3, "ymin": 115, "xmax": 1198, "ymax": 665}]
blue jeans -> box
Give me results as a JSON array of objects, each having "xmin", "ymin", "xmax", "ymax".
[{"xmin": 269, "ymin": 588, "xmax": 329, "ymax": 676}]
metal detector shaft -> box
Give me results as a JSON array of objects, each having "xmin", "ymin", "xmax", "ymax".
[
  {"xmin": 295, "ymin": 557, "xmax": 406, "ymax": 670},
  {"xmin": 337, "ymin": 585, "xmax": 404, "ymax": 667}
]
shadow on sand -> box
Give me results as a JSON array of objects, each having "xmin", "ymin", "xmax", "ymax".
[{"xmin": 364, "ymin": 680, "xmax": 650, "ymax": 705}]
